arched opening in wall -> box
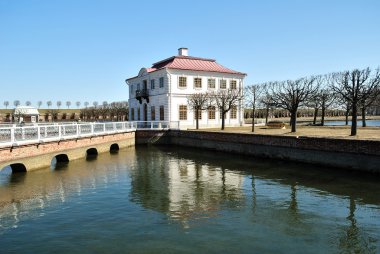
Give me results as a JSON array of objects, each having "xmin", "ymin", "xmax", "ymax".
[
  {"xmin": 110, "ymin": 143, "xmax": 120, "ymax": 154},
  {"xmin": 0, "ymin": 163, "xmax": 27, "ymax": 174},
  {"xmin": 86, "ymin": 148, "xmax": 98, "ymax": 160},
  {"xmin": 1, "ymin": 164, "xmax": 27, "ymax": 185},
  {"xmin": 51, "ymin": 154, "xmax": 69, "ymax": 170}
]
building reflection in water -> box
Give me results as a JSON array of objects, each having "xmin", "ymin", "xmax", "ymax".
[{"xmin": 130, "ymin": 147, "xmax": 245, "ymax": 228}]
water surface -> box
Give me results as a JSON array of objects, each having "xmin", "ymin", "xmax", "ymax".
[
  {"xmin": 324, "ymin": 119, "xmax": 380, "ymax": 127},
  {"xmin": 0, "ymin": 146, "xmax": 379, "ymax": 253}
]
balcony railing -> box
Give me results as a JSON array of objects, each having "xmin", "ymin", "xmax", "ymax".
[{"xmin": 135, "ymin": 89, "xmax": 149, "ymax": 103}]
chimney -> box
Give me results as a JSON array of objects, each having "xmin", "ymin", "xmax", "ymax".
[{"xmin": 178, "ymin": 47, "xmax": 188, "ymax": 56}]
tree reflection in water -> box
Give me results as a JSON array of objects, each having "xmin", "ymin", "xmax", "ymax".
[{"xmin": 338, "ymin": 197, "xmax": 377, "ymax": 254}]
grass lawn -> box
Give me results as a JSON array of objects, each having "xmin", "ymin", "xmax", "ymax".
[{"xmin": 197, "ymin": 125, "xmax": 380, "ymax": 140}]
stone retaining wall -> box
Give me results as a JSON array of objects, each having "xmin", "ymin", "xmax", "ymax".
[{"xmin": 136, "ymin": 130, "xmax": 380, "ymax": 173}]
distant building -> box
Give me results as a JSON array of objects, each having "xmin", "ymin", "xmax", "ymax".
[
  {"xmin": 13, "ymin": 106, "xmax": 40, "ymax": 123},
  {"xmin": 126, "ymin": 48, "xmax": 246, "ymax": 129}
]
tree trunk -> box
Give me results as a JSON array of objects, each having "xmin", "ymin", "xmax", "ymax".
[
  {"xmin": 313, "ymin": 108, "xmax": 318, "ymax": 125},
  {"xmin": 361, "ymin": 107, "xmax": 366, "ymax": 127},
  {"xmin": 321, "ymin": 105, "xmax": 326, "ymax": 126},
  {"xmin": 290, "ymin": 110, "xmax": 297, "ymax": 132},
  {"xmin": 221, "ymin": 111, "xmax": 225, "ymax": 130},
  {"xmin": 345, "ymin": 108, "xmax": 349, "ymax": 125},
  {"xmin": 351, "ymin": 102, "xmax": 357, "ymax": 136},
  {"xmin": 251, "ymin": 106, "xmax": 255, "ymax": 132},
  {"xmin": 265, "ymin": 105, "xmax": 269, "ymax": 124},
  {"xmin": 196, "ymin": 109, "xmax": 199, "ymax": 130}
]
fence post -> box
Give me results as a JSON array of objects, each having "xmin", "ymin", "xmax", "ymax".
[
  {"xmin": 11, "ymin": 127, "xmax": 15, "ymax": 143},
  {"xmin": 37, "ymin": 126, "xmax": 41, "ymax": 141}
]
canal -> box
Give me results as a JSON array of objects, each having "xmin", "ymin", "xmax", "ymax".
[{"xmin": 0, "ymin": 146, "xmax": 379, "ymax": 253}]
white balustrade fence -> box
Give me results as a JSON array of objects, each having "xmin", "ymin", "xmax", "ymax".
[{"xmin": 0, "ymin": 121, "xmax": 179, "ymax": 148}]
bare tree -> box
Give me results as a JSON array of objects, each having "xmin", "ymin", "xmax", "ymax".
[
  {"xmin": 3, "ymin": 101, "xmax": 9, "ymax": 109},
  {"xmin": 319, "ymin": 89, "xmax": 336, "ymax": 126},
  {"xmin": 56, "ymin": 101, "xmax": 62, "ymax": 109},
  {"xmin": 93, "ymin": 101, "xmax": 98, "ymax": 108},
  {"xmin": 13, "ymin": 100, "xmax": 20, "ymax": 107},
  {"xmin": 245, "ymin": 84, "xmax": 264, "ymax": 132},
  {"xmin": 308, "ymin": 76, "xmax": 325, "ymax": 125},
  {"xmin": 102, "ymin": 101, "xmax": 108, "ymax": 108},
  {"xmin": 187, "ymin": 92, "xmax": 210, "ymax": 129},
  {"xmin": 98, "ymin": 103, "xmax": 109, "ymax": 121},
  {"xmin": 259, "ymin": 85, "xmax": 274, "ymax": 125},
  {"xmin": 37, "ymin": 101, "xmax": 43, "ymax": 108},
  {"xmin": 211, "ymin": 88, "xmax": 243, "ymax": 130},
  {"xmin": 47, "ymin": 109, "xmax": 60, "ymax": 122},
  {"xmin": 359, "ymin": 71, "xmax": 380, "ymax": 127},
  {"xmin": 84, "ymin": 101, "xmax": 89, "ymax": 108},
  {"xmin": 76, "ymin": 101, "xmax": 81, "ymax": 108},
  {"xmin": 47, "ymin": 101, "xmax": 52, "ymax": 109},
  {"xmin": 307, "ymin": 75, "xmax": 336, "ymax": 126},
  {"xmin": 271, "ymin": 77, "xmax": 318, "ymax": 132},
  {"xmin": 332, "ymin": 68, "xmax": 380, "ymax": 135},
  {"xmin": 66, "ymin": 101, "xmax": 71, "ymax": 109},
  {"xmin": 111, "ymin": 101, "xmax": 128, "ymax": 121},
  {"xmin": 25, "ymin": 101, "xmax": 32, "ymax": 106}
]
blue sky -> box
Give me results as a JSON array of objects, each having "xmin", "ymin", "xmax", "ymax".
[{"xmin": 0, "ymin": 0, "xmax": 379, "ymax": 108}]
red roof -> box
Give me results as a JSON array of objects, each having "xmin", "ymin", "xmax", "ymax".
[
  {"xmin": 127, "ymin": 55, "xmax": 245, "ymax": 81},
  {"xmin": 152, "ymin": 56, "xmax": 245, "ymax": 75}
]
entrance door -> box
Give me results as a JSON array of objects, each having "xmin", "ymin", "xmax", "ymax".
[{"xmin": 144, "ymin": 104, "xmax": 148, "ymax": 121}]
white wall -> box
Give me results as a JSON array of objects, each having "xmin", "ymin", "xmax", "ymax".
[{"xmin": 127, "ymin": 68, "xmax": 245, "ymax": 128}]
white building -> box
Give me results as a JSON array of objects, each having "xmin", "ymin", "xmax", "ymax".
[
  {"xmin": 13, "ymin": 106, "xmax": 40, "ymax": 123},
  {"xmin": 126, "ymin": 48, "xmax": 246, "ymax": 129}
]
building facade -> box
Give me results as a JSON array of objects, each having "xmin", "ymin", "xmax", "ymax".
[
  {"xmin": 13, "ymin": 106, "xmax": 40, "ymax": 123},
  {"xmin": 126, "ymin": 48, "xmax": 246, "ymax": 129}
]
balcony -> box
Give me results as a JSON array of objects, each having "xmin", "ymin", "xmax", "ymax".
[{"xmin": 135, "ymin": 89, "xmax": 149, "ymax": 104}]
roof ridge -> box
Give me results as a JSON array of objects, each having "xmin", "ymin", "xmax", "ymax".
[{"xmin": 152, "ymin": 55, "xmax": 216, "ymax": 67}]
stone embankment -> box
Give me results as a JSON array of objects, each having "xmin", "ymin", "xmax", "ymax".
[{"xmin": 136, "ymin": 130, "xmax": 380, "ymax": 173}]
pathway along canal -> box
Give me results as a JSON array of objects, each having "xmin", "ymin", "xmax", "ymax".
[{"xmin": 0, "ymin": 146, "xmax": 380, "ymax": 253}]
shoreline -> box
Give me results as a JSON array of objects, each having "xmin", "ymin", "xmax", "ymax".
[{"xmin": 136, "ymin": 130, "xmax": 380, "ymax": 174}]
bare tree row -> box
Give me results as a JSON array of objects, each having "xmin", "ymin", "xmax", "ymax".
[
  {"xmin": 187, "ymin": 88, "xmax": 244, "ymax": 130},
  {"xmin": 80, "ymin": 101, "xmax": 129, "ymax": 121},
  {"xmin": 1, "ymin": 100, "xmax": 109, "ymax": 109},
  {"xmin": 245, "ymin": 67, "xmax": 380, "ymax": 135}
]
